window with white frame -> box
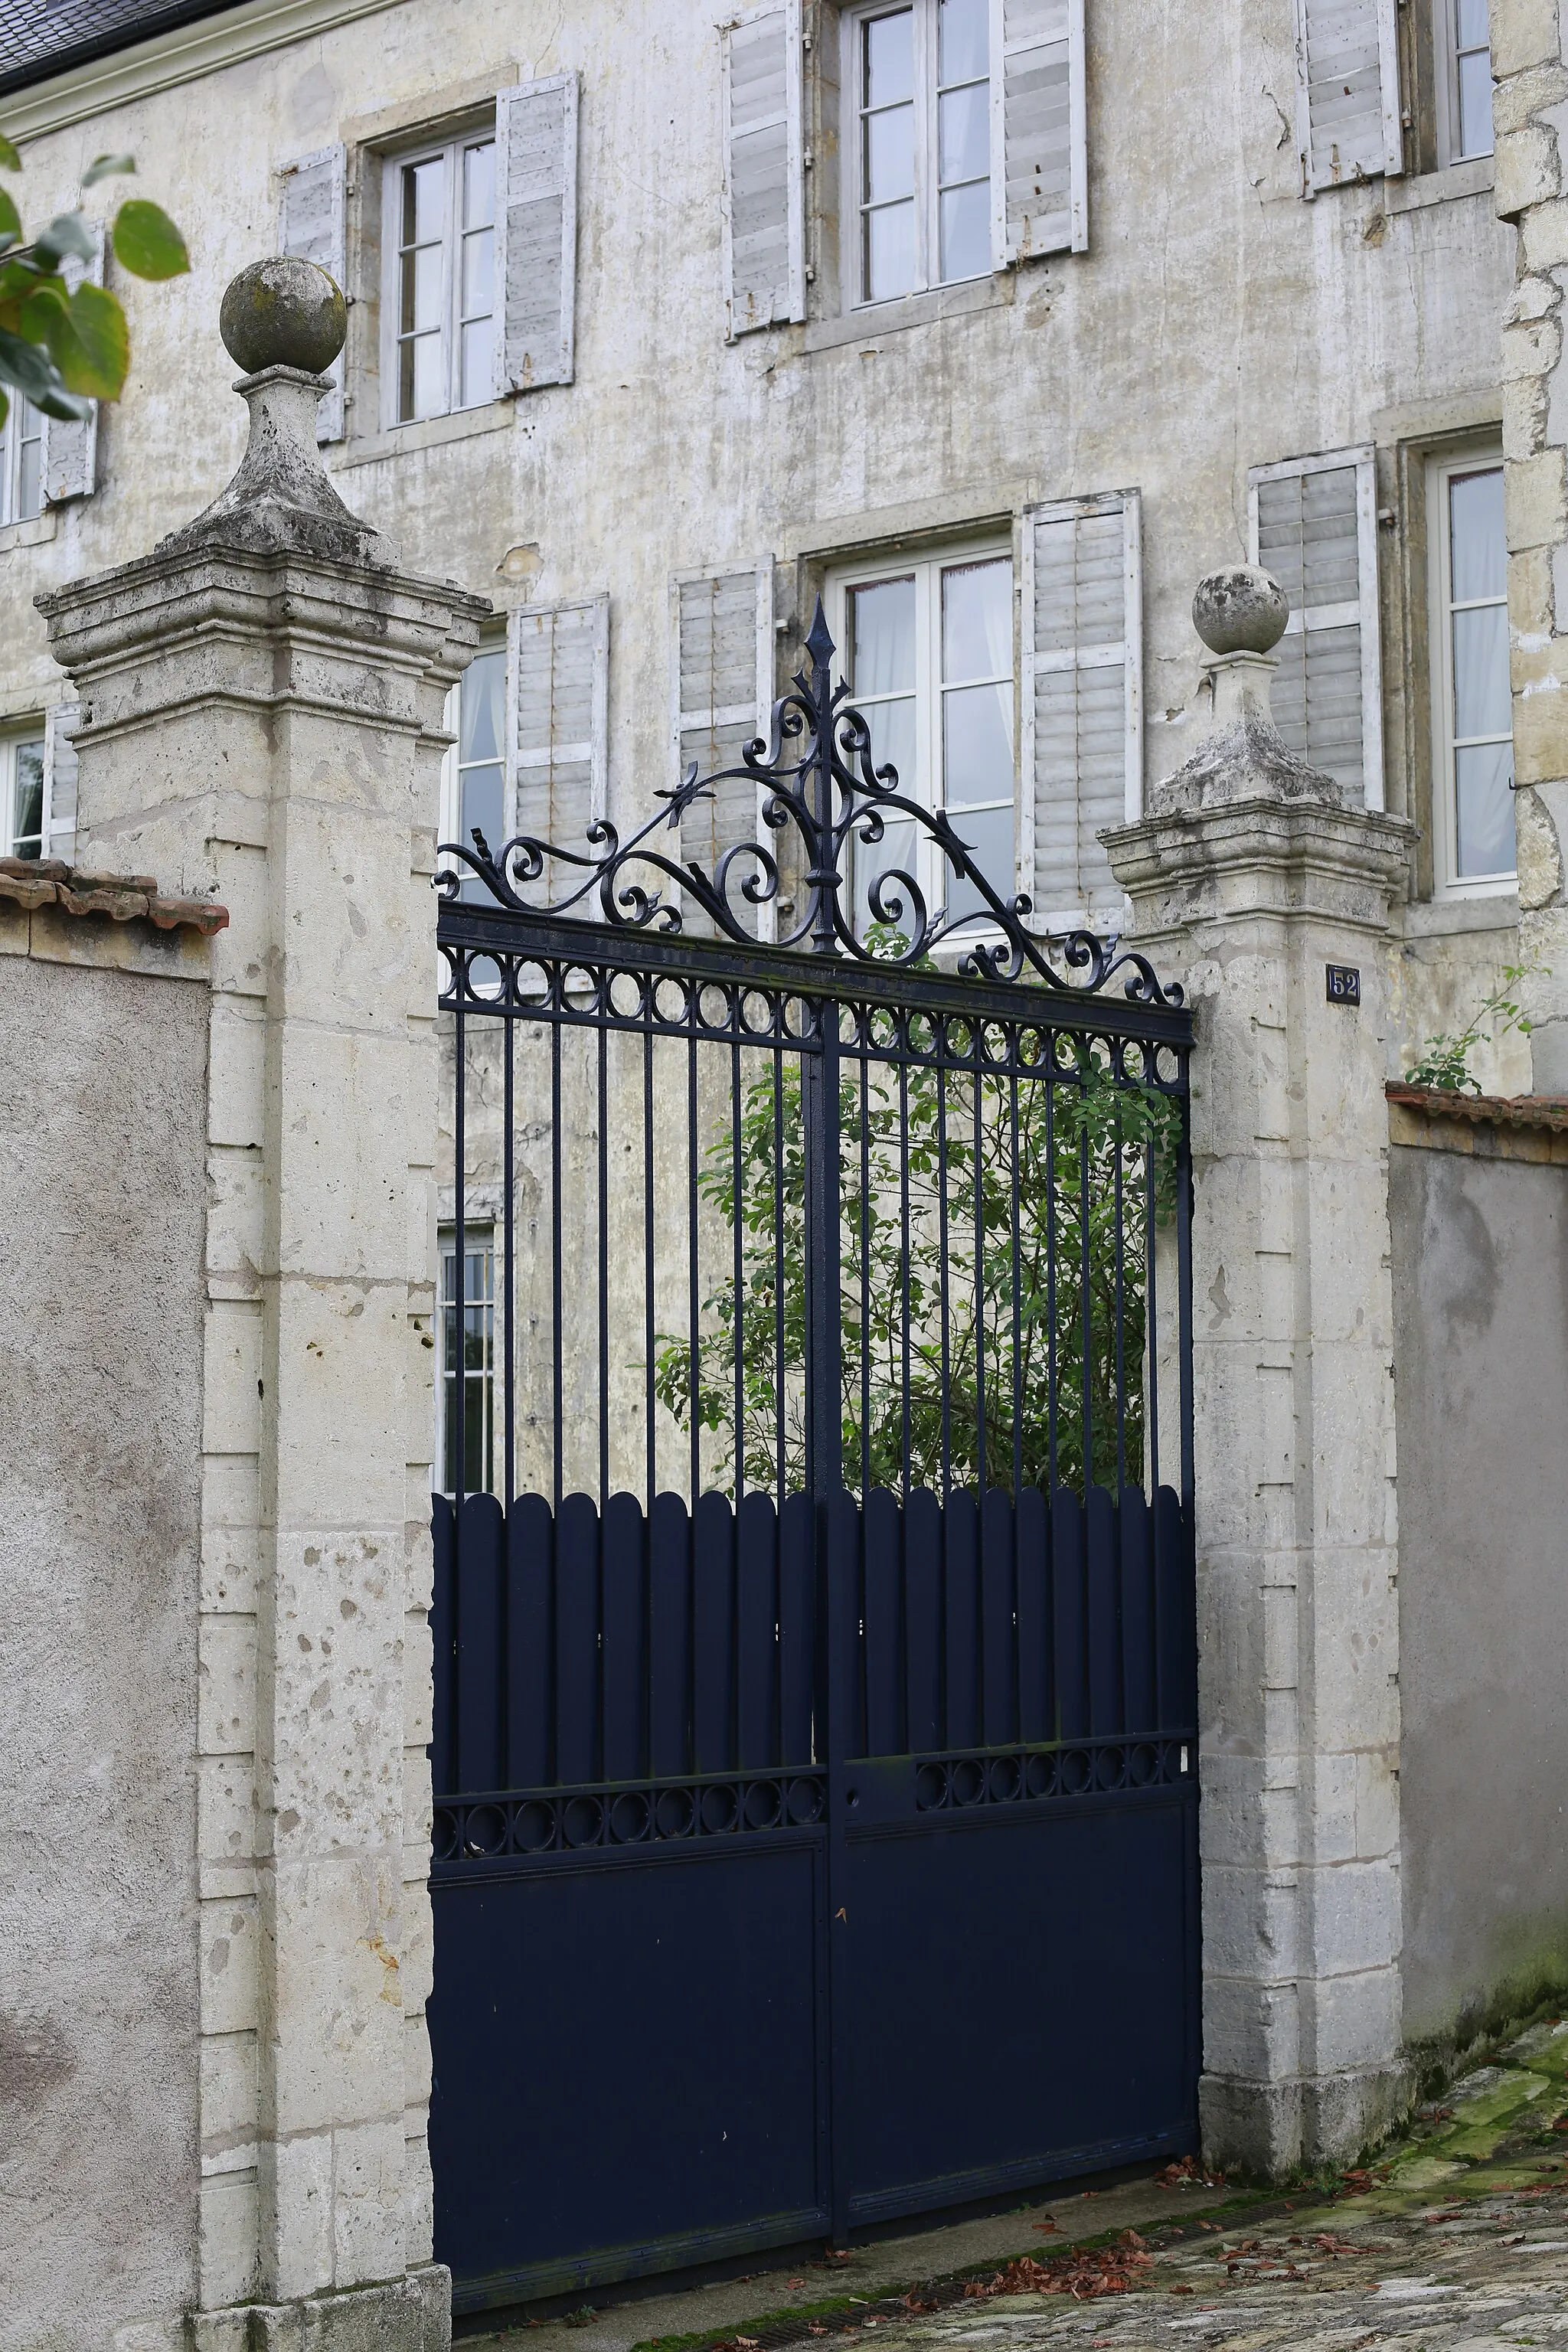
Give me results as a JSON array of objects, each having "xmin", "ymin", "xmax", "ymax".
[
  {"xmin": 1428, "ymin": 446, "xmax": 1514, "ymax": 891},
  {"xmin": 439, "ymin": 604, "xmax": 609, "ymax": 903},
  {"xmin": 1435, "ymin": 0, "xmax": 1494, "ymax": 165},
  {"xmin": 2, "ymin": 730, "xmax": 45, "ymax": 860},
  {"xmin": 830, "ymin": 544, "xmax": 1015, "ymax": 932},
  {"xmin": 383, "ymin": 125, "xmax": 497, "ymax": 424},
  {"xmin": 1249, "ymin": 447, "xmax": 1384, "ymax": 808},
  {"xmin": 439, "ymin": 1225, "xmax": 495, "ymax": 1497},
  {"xmin": 0, "ymin": 393, "xmax": 43, "ymax": 527},
  {"xmin": 847, "ymin": 0, "xmax": 992, "ymax": 304}
]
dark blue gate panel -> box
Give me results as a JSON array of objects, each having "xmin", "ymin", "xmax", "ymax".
[
  {"xmin": 839, "ymin": 1794, "xmax": 1195, "ymax": 2220},
  {"xmin": 430, "ymin": 1840, "xmax": 828, "ymax": 2307}
]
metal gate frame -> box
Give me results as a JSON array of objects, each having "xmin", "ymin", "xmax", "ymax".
[{"xmin": 428, "ymin": 603, "xmax": 1199, "ymax": 2311}]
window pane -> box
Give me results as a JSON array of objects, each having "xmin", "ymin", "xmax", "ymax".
[
  {"xmin": 939, "ymin": 81, "xmax": 989, "ymax": 182},
  {"xmin": 403, "ymin": 155, "xmax": 444, "ymax": 247},
  {"xmin": 865, "ymin": 103, "xmax": 916, "ymax": 203},
  {"xmin": 1452, "ymin": 602, "xmax": 1511, "ymax": 740},
  {"xmin": 1457, "ymin": 49, "xmax": 1494, "ymax": 157},
  {"xmin": 1455, "ymin": 0, "xmax": 1488, "ymax": 47},
  {"xmin": 865, "ymin": 200, "xmax": 916, "ymax": 300},
  {"xmin": 944, "ymin": 803, "xmax": 1013, "ymax": 921},
  {"xmin": 861, "ymin": 692, "xmax": 916, "ymax": 792},
  {"xmin": 939, "ymin": 182, "xmax": 988, "ymax": 279},
  {"xmin": 461, "ymin": 648, "xmax": 506, "ymax": 764},
  {"xmin": 18, "ymin": 430, "xmax": 41, "ymax": 523},
  {"xmin": 1455, "ymin": 740, "xmax": 1516, "ymax": 877},
  {"xmin": 463, "ymin": 139, "xmax": 495, "ymax": 231},
  {"xmin": 1450, "ymin": 467, "xmax": 1505, "ymax": 600},
  {"xmin": 942, "ymin": 681, "xmax": 1014, "ymax": 805},
  {"xmin": 462, "ymin": 224, "xmax": 494, "ymax": 319},
  {"xmin": 9, "ymin": 739, "xmax": 44, "ymax": 857},
  {"xmin": 863, "ymin": 8, "xmax": 914, "ymax": 106},
  {"xmin": 942, "ymin": 558, "xmax": 1011, "ymax": 683},
  {"xmin": 849, "ymin": 575, "xmax": 916, "ymax": 697},
  {"xmin": 407, "ymin": 241, "xmax": 442, "ymax": 333},
  {"xmin": 460, "ymin": 317, "xmax": 495, "ymax": 407},
  {"xmin": 460, "ymin": 763, "xmax": 504, "ymax": 861},
  {"xmin": 938, "ymin": 0, "xmax": 988, "ymax": 83},
  {"xmin": 855, "ymin": 812, "xmax": 920, "ymax": 934},
  {"xmin": 410, "ymin": 329, "xmax": 443, "ymax": 419}
]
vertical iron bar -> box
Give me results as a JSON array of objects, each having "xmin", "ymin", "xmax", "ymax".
[
  {"xmin": 598, "ymin": 1006, "xmax": 609, "ymax": 1506},
  {"xmin": 732, "ymin": 1035, "xmax": 744, "ymax": 1501},
  {"xmin": 1079, "ymin": 1066, "xmax": 1092, "ymax": 1494},
  {"xmin": 773, "ymin": 1044, "xmax": 786, "ymax": 1507},
  {"xmin": 972, "ymin": 1027, "xmax": 985, "ymax": 1495},
  {"xmin": 1114, "ymin": 1076, "xmax": 1126, "ymax": 1494},
  {"xmin": 899, "ymin": 1050, "xmax": 911, "ymax": 1496},
  {"xmin": 804, "ymin": 1013, "xmax": 843, "ymax": 1500},
  {"xmin": 1146, "ymin": 1095, "xmax": 1161, "ymax": 1497},
  {"xmin": 451, "ymin": 976, "xmax": 466, "ymax": 1787},
  {"xmin": 688, "ymin": 1024, "xmax": 701, "ymax": 1503},
  {"xmin": 1176, "ymin": 1057, "xmax": 1196, "ymax": 1517},
  {"xmin": 859, "ymin": 1037, "xmax": 871, "ymax": 1496},
  {"xmin": 503, "ymin": 972, "xmax": 515, "ymax": 1508},
  {"xmin": 1010, "ymin": 1055, "xmax": 1022, "ymax": 1500},
  {"xmin": 1045, "ymin": 1070, "xmax": 1058, "ymax": 1490},
  {"xmin": 644, "ymin": 1007, "xmax": 656, "ymax": 1504},
  {"xmin": 551, "ymin": 1011, "xmax": 564, "ymax": 1510},
  {"xmin": 937, "ymin": 1053, "xmax": 951, "ymax": 1498}
]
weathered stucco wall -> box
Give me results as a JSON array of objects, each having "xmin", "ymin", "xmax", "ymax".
[
  {"xmin": 1390, "ymin": 1124, "xmax": 1568, "ymax": 2049},
  {"xmin": 0, "ymin": 0, "xmax": 1518, "ymax": 1068},
  {"xmin": 0, "ymin": 917, "xmax": 209, "ymax": 2352}
]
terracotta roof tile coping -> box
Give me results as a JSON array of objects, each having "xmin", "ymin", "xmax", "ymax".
[
  {"xmin": 1386, "ymin": 1081, "xmax": 1568, "ymax": 1135},
  {"xmin": 0, "ymin": 854, "xmax": 229, "ymax": 936}
]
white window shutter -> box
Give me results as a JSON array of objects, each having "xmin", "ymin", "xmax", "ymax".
[
  {"xmin": 41, "ymin": 224, "xmax": 103, "ymax": 503},
  {"xmin": 495, "ymin": 75, "xmax": 579, "ymax": 394},
  {"xmin": 989, "ymin": 0, "xmax": 1087, "ymax": 265},
  {"xmin": 1019, "ymin": 491, "xmax": 1142, "ymax": 929},
  {"xmin": 670, "ymin": 564, "xmax": 776, "ymax": 936},
  {"xmin": 1293, "ymin": 0, "xmax": 1403, "ymax": 194},
  {"xmin": 43, "ymin": 700, "xmax": 81, "ymax": 864},
  {"xmin": 508, "ymin": 596, "xmax": 609, "ymax": 906},
  {"xmin": 279, "ymin": 144, "xmax": 348, "ymax": 440},
  {"xmin": 722, "ymin": 0, "xmax": 805, "ymax": 338},
  {"xmin": 1248, "ymin": 446, "xmax": 1383, "ymax": 808}
]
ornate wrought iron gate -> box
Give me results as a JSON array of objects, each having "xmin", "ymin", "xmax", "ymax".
[{"xmin": 427, "ymin": 609, "xmax": 1198, "ymax": 2316}]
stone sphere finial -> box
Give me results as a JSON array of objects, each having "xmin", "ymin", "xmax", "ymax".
[
  {"xmin": 219, "ymin": 256, "xmax": 346, "ymax": 377},
  {"xmin": 1192, "ymin": 566, "xmax": 1289, "ymax": 657}
]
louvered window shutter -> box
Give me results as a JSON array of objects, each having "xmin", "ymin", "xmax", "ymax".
[
  {"xmin": 510, "ymin": 596, "xmax": 609, "ymax": 902},
  {"xmin": 723, "ymin": 0, "xmax": 805, "ymax": 338},
  {"xmin": 671, "ymin": 565, "xmax": 775, "ymax": 936},
  {"xmin": 990, "ymin": 0, "xmax": 1087, "ymax": 263},
  {"xmin": 1293, "ymin": 0, "xmax": 1403, "ymax": 192},
  {"xmin": 41, "ymin": 225, "xmax": 103, "ymax": 502},
  {"xmin": 1249, "ymin": 447, "xmax": 1383, "ymax": 808},
  {"xmin": 1020, "ymin": 492, "xmax": 1142, "ymax": 928},
  {"xmin": 495, "ymin": 76, "xmax": 579, "ymax": 394},
  {"xmin": 279, "ymin": 144, "xmax": 348, "ymax": 441},
  {"xmin": 43, "ymin": 701, "xmax": 81, "ymax": 863}
]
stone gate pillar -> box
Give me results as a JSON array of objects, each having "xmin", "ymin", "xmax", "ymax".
[
  {"xmin": 1104, "ymin": 572, "xmax": 1415, "ymax": 2175},
  {"xmin": 37, "ymin": 264, "xmax": 487, "ymax": 2350}
]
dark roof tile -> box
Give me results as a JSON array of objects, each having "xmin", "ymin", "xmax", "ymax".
[{"xmin": 0, "ymin": 1, "xmax": 240, "ymax": 98}]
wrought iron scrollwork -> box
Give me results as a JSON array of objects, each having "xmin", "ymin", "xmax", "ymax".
[{"xmin": 436, "ymin": 598, "xmax": 1181, "ymax": 1008}]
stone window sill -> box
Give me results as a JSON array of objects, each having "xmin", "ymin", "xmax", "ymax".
[
  {"xmin": 805, "ymin": 270, "xmax": 1014, "ymax": 354},
  {"xmin": 1387, "ymin": 155, "xmax": 1496, "ymax": 214},
  {"xmin": 0, "ymin": 509, "xmax": 58, "ymax": 555},
  {"xmin": 334, "ymin": 398, "xmax": 514, "ymax": 472},
  {"xmin": 1399, "ymin": 888, "xmax": 1519, "ymax": 940}
]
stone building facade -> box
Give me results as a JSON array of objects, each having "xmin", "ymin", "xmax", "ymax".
[{"xmin": 2, "ymin": 1, "xmax": 1566, "ymax": 2347}]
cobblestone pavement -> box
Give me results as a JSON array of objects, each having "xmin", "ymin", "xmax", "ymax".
[{"xmin": 851, "ymin": 2186, "xmax": 1568, "ymax": 2352}]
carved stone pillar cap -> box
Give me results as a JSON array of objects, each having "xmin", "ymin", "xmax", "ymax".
[{"xmin": 1192, "ymin": 567, "xmax": 1289, "ymax": 656}]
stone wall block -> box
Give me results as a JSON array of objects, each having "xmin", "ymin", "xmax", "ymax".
[
  {"xmin": 201, "ymin": 1896, "xmax": 260, "ymax": 2036},
  {"xmin": 1298, "ymin": 1962, "xmax": 1404, "ymax": 2076},
  {"xmin": 1507, "ymin": 446, "xmax": 1568, "ymax": 551},
  {"xmin": 1298, "ymin": 1857, "xmax": 1402, "ymax": 1976},
  {"xmin": 199, "ymin": 2172, "xmax": 260, "ymax": 2310},
  {"xmin": 270, "ymin": 1286, "xmax": 410, "ymax": 1524},
  {"xmin": 1200, "ymin": 1861, "xmax": 1304, "ymax": 1978},
  {"xmin": 1200, "ymin": 1975, "xmax": 1301, "ymax": 2086},
  {"xmin": 260, "ymin": 2132, "xmax": 335, "ymax": 2306},
  {"xmin": 1509, "ymin": 543, "xmax": 1557, "ymax": 631},
  {"xmin": 1498, "ymin": 122, "xmax": 1563, "ymax": 219},
  {"xmin": 328, "ymin": 2117, "xmax": 409, "ymax": 2288},
  {"xmin": 1490, "ymin": 0, "xmax": 1568, "ymax": 80},
  {"xmin": 200, "ymin": 1612, "xmax": 258, "ymax": 1756},
  {"xmin": 208, "ymin": 996, "xmax": 266, "ymax": 1152},
  {"xmin": 265, "ymin": 1542, "xmax": 407, "ymax": 1847},
  {"xmin": 1522, "ymin": 194, "xmax": 1568, "ymax": 273},
  {"xmin": 269, "ymin": 1037, "xmax": 416, "ymax": 1277}
]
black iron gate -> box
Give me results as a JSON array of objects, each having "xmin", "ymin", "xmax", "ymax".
[{"xmin": 428, "ymin": 608, "xmax": 1198, "ymax": 2314}]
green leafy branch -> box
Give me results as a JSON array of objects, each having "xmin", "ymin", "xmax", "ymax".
[
  {"xmin": 1403, "ymin": 961, "xmax": 1547, "ymax": 1095},
  {"xmin": 0, "ymin": 136, "xmax": 189, "ymax": 431}
]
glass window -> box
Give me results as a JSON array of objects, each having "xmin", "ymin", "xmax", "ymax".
[
  {"xmin": 387, "ymin": 126, "xmax": 496, "ymax": 425},
  {"xmin": 0, "ymin": 393, "xmax": 43, "ymax": 528},
  {"xmin": 838, "ymin": 546, "xmax": 1015, "ymax": 936},
  {"xmin": 851, "ymin": 0, "xmax": 993, "ymax": 306},
  {"xmin": 1430, "ymin": 451, "xmax": 1514, "ymax": 890},
  {"xmin": 439, "ymin": 1227, "xmax": 495, "ymax": 1497},
  {"xmin": 1440, "ymin": 0, "xmax": 1494, "ymax": 163},
  {"xmin": 2, "ymin": 733, "xmax": 45, "ymax": 860},
  {"xmin": 439, "ymin": 642, "xmax": 508, "ymax": 897}
]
